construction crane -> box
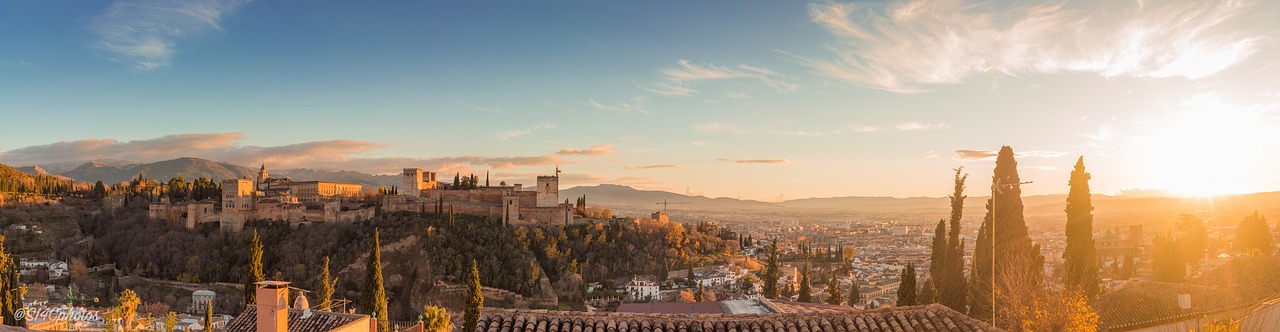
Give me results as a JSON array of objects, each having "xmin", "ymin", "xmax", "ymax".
[{"xmin": 655, "ymin": 200, "xmax": 689, "ymax": 212}]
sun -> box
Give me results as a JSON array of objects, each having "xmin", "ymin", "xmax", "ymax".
[{"xmin": 1128, "ymin": 96, "xmax": 1277, "ymax": 197}]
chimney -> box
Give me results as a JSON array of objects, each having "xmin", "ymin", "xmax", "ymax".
[
  {"xmin": 1177, "ymin": 293, "xmax": 1192, "ymax": 309},
  {"xmin": 369, "ymin": 313, "xmax": 379, "ymax": 332},
  {"xmin": 256, "ymin": 281, "xmax": 291, "ymax": 332}
]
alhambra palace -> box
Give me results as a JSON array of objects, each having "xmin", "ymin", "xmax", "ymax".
[{"xmin": 147, "ymin": 165, "xmax": 579, "ymax": 232}]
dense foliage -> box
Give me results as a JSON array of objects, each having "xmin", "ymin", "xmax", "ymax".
[{"xmin": 0, "ymin": 164, "xmax": 73, "ymax": 196}]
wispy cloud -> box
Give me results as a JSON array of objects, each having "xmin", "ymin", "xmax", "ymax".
[
  {"xmin": 90, "ymin": 0, "xmax": 251, "ymax": 70},
  {"xmin": 582, "ymin": 96, "xmax": 649, "ymax": 114},
  {"xmin": 848, "ymin": 122, "xmax": 948, "ymax": 132},
  {"xmin": 0, "ymin": 133, "xmax": 569, "ymax": 175},
  {"xmin": 626, "ymin": 164, "xmax": 684, "ymax": 170},
  {"xmin": 734, "ymin": 158, "xmax": 790, "ymax": 164},
  {"xmin": 556, "ymin": 144, "xmax": 616, "ymax": 156},
  {"xmin": 798, "ymin": 0, "xmax": 1264, "ymax": 93},
  {"xmin": 894, "ymin": 122, "xmax": 949, "ymax": 131},
  {"xmin": 952, "ymin": 149, "xmax": 1068, "ymax": 161},
  {"xmin": 847, "ymin": 125, "xmax": 882, "ymax": 133},
  {"xmin": 644, "ymin": 59, "xmax": 798, "ymax": 96},
  {"xmin": 693, "ymin": 122, "xmax": 747, "ymax": 134},
  {"xmin": 497, "ymin": 123, "xmax": 556, "ymax": 140}
]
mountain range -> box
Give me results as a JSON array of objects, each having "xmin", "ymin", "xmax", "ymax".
[{"xmin": 15, "ymin": 157, "xmax": 402, "ymax": 188}]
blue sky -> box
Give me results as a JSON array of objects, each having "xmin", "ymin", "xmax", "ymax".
[{"xmin": 2, "ymin": 0, "xmax": 1279, "ymax": 200}]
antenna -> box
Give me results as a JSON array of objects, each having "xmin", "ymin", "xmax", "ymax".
[{"xmin": 655, "ymin": 200, "xmax": 689, "ymax": 212}]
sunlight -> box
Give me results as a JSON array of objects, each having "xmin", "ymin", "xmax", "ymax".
[{"xmin": 1130, "ymin": 95, "xmax": 1277, "ymax": 197}]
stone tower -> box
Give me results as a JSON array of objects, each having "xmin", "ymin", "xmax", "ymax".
[
  {"xmin": 256, "ymin": 164, "xmax": 269, "ymax": 191},
  {"xmin": 536, "ymin": 174, "xmax": 559, "ymax": 207}
]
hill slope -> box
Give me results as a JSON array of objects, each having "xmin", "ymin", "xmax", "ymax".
[
  {"xmin": 562, "ymin": 184, "xmax": 780, "ymax": 210},
  {"xmin": 59, "ymin": 157, "xmax": 258, "ymax": 184}
]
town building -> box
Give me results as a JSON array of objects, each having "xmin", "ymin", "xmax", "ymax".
[
  {"xmin": 383, "ymin": 168, "xmax": 574, "ymax": 226},
  {"xmin": 624, "ymin": 276, "xmax": 660, "ymax": 301}
]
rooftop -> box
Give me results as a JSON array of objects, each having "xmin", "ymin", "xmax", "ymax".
[
  {"xmin": 478, "ymin": 303, "xmax": 1000, "ymax": 332},
  {"xmin": 224, "ymin": 307, "xmax": 367, "ymax": 332}
]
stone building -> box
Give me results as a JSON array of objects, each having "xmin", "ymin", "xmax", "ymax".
[{"xmin": 384, "ymin": 167, "xmax": 574, "ymax": 226}]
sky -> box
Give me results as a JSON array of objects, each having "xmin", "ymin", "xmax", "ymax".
[{"xmin": 1, "ymin": 0, "xmax": 1279, "ymax": 201}]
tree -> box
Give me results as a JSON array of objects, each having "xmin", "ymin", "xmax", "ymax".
[
  {"xmin": 760, "ymin": 241, "xmax": 781, "ymax": 299},
  {"xmin": 969, "ymin": 146, "xmax": 1044, "ymax": 325},
  {"xmin": 118, "ymin": 289, "xmax": 141, "ymax": 331},
  {"xmin": 825, "ymin": 275, "xmax": 845, "ymax": 305},
  {"xmin": 163, "ymin": 312, "xmax": 177, "ymax": 332},
  {"xmin": 93, "ymin": 180, "xmax": 108, "ymax": 199},
  {"xmin": 929, "ymin": 220, "xmax": 947, "ymax": 278},
  {"xmin": 361, "ymin": 230, "xmax": 389, "ymax": 331},
  {"xmin": 243, "ymin": 230, "xmax": 265, "ymax": 308},
  {"xmin": 318, "ymin": 256, "xmax": 338, "ymax": 311},
  {"xmin": 1177, "ymin": 214, "xmax": 1208, "ymax": 265},
  {"xmin": 421, "ymin": 305, "xmax": 454, "ymax": 332},
  {"xmin": 204, "ymin": 300, "xmax": 213, "ymax": 332},
  {"xmin": 695, "ymin": 283, "xmax": 707, "ymax": 302},
  {"xmin": 849, "ymin": 276, "xmax": 861, "ymax": 307},
  {"xmin": 1063, "ymin": 157, "xmax": 1101, "ymax": 300},
  {"xmin": 1236, "ymin": 211, "xmax": 1272, "ymax": 255},
  {"xmin": 919, "ymin": 278, "xmax": 937, "ymax": 304},
  {"xmin": 940, "ymin": 168, "xmax": 968, "ymax": 311},
  {"xmin": 0, "ymin": 235, "xmax": 25, "ymax": 327},
  {"xmin": 798, "ymin": 261, "xmax": 812, "ymax": 302},
  {"xmin": 465, "ymin": 260, "xmax": 484, "ymax": 332},
  {"xmin": 897, "ymin": 263, "xmax": 917, "ymax": 306},
  {"xmin": 1152, "ymin": 231, "xmax": 1185, "ymax": 282}
]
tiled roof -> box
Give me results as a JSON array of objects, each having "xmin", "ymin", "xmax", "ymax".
[
  {"xmin": 617, "ymin": 302, "xmax": 726, "ymax": 314},
  {"xmin": 477, "ymin": 303, "xmax": 1000, "ymax": 332},
  {"xmin": 1092, "ymin": 280, "xmax": 1245, "ymax": 330},
  {"xmin": 1190, "ymin": 256, "xmax": 1280, "ymax": 303},
  {"xmin": 768, "ymin": 301, "xmax": 861, "ymax": 314},
  {"xmin": 224, "ymin": 306, "xmax": 369, "ymax": 332}
]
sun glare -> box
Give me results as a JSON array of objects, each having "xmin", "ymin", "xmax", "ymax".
[{"xmin": 1130, "ymin": 96, "xmax": 1277, "ymax": 197}]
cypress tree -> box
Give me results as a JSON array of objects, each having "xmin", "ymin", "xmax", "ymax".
[
  {"xmin": 1236, "ymin": 211, "xmax": 1272, "ymax": 255},
  {"xmin": 897, "ymin": 263, "xmax": 917, "ymax": 306},
  {"xmin": 940, "ymin": 168, "xmax": 968, "ymax": 311},
  {"xmin": 465, "ymin": 260, "xmax": 484, "ymax": 331},
  {"xmin": 825, "ymin": 276, "xmax": 844, "ymax": 305},
  {"xmin": 760, "ymin": 241, "xmax": 781, "ymax": 299},
  {"xmin": 204, "ymin": 300, "xmax": 214, "ymax": 332},
  {"xmin": 1063, "ymin": 157, "xmax": 1101, "ymax": 299},
  {"xmin": 243, "ymin": 230, "xmax": 264, "ymax": 308},
  {"xmin": 918, "ymin": 277, "xmax": 936, "ymax": 304},
  {"xmin": 970, "ymin": 146, "xmax": 1043, "ymax": 326},
  {"xmin": 0, "ymin": 235, "xmax": 25, "ymax": 327},
  {"xmin": 798, "ymin": 261, "xmax": 812, "ymax": 302},
  {"xmin": 318, "ymin": 256, "xmax": 338, "ymax": 311},
  {"xmin": 849, "ymin": 276, "xmax": 861, "ymax": 307},
  {"xmin": 361, "ymin": 230, "xmax": 389, "ymax": 331},
  {"xmin": 928, "ymin": 220, "xmax": 947, "ymax": 279}
]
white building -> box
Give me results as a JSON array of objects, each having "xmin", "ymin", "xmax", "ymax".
[{"xmin": 624, "ymin": 276, "xmax": 659, "ymax": 301}]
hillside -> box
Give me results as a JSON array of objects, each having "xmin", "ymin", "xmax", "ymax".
[
  {"xmin": 562, "ymin": 184, "xmax": 780, "ymax": 210},
  {"xmin": 59, "ymin": 157, "xmax": 257, "ymax": 184},
  {"xmin": 273, "ymin": 168, "xmax": 400, "ymax": 188}
]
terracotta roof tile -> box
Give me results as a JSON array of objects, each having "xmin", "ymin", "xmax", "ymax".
[
  {"xmin": 477, "ymin": 304, "xmax": 998, "ymax": 332},
  {"xmin": 224, "ymin": 307, "xmax": 368, "ymax": 332}
]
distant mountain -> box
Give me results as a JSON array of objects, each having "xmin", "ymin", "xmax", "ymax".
[
  {"xmin": 59, "ymin": 157, "xmax": 257, "ymax": 184},
  {"xmin": 20, "ymin": 159, "xmax": 136, "ymax": 175},
  {"xmin": 273, "ymin": 169, "xmax": 401, "ymax": 188},
  {"xmin": 14, "ymin": 165, "xmax": 73, "ymax": 182},
  {"xmin": 562, "ymin": 184, "xmax": 781, "ymax": 210}
]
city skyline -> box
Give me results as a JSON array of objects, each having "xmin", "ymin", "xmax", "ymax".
[{"xmin": 3, "ymin": 0, "xmax": 1280, "ymax": 200}]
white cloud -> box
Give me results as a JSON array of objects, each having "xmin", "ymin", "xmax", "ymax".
[
  {"xmin": 90, "ymin": 0, "xmax": 251, "ymax": 70},
  {"xmin": 496, "ymin": 123, "xmax": 556, "ymax": 140},
  {"xmin": 798, "ymin": 0, "xmax": 1265, "ymax": 93},
  {"xmin": 847, "ymin": 125, "xmax": 882, "ymax": 132},
  {"xmin": 582, "ymin": 96, "xmax": 649, "ymax": 114},
  {"xmin": 894, "ymin": 122, "xmax": 949, "ymax": 131},
  {"xmin": 734, "ymin": 158, "xmax": 790, "ymax": 164},
  {"xmin": 556, "ymin": 144, "xmax": 617, "ymax": 156},
  {"xmin": 645, "ymin": 59, "xmax": 798, "ymax": 96},
  {"xmin": 952, "ymin": 149, "xmax": 1068, "ymax": 160},
  {"xmin": 0, "ymin": 133, "xmax": 569, "ymax": 175}
]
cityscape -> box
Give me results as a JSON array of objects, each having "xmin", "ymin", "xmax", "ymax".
[{"xmin": 3, "ymin": 1, "xmax": 1280, "ymax": 332}]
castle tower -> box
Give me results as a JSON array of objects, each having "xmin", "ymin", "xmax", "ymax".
[
  {"xmin": 402, "ymin": 168, "xmax": 424, "ymax": 197},
  {"xmin": 256, "ymin": 164, "xmax": 269, "ymax": 191},
  {"xmin": 536, "ymin": 174, "xmax": 559, "ymax": 207}
]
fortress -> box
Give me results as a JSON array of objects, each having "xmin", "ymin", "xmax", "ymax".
[
  {"xmin": 149, "ymin": 164, "xmax": 374, "ymax": 232},
  {"xmin": 149, "ymin": 165, "xmax": 574, "ymax": 231},
  {"xmin": 383, "ymin": 167, "xmax": 575, "ymax": 226}
]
